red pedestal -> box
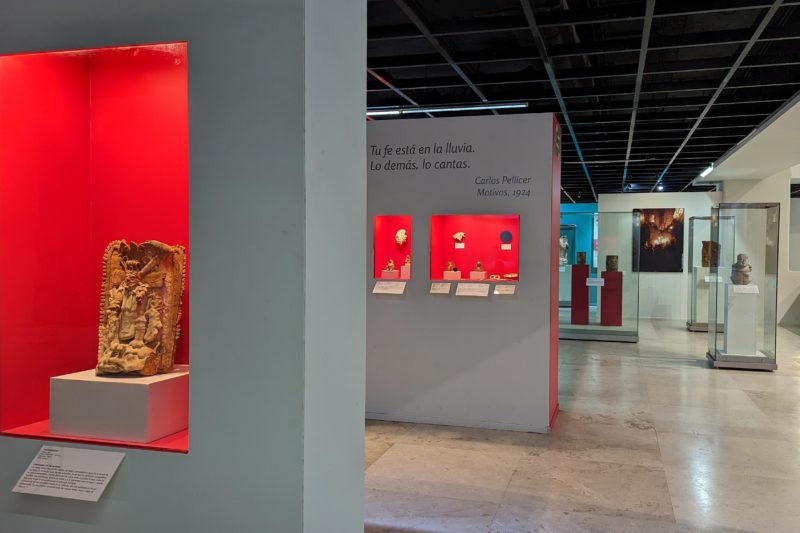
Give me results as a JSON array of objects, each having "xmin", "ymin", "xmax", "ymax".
[
  {"xmin": 571, "ymin": 264, "xmax": 590, "ymax": 325},
  {"xmin": 601, "ymin": 271, "xmax": 623, "ymax": 326}
]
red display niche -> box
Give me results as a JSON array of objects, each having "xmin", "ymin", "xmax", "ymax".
[
  {"xmin": 373, "ymin": 215, "xmax": 413, "ymax": 279},
  {"xmin": 0, "ymin": 42, "xmax": 189, "ymax": 453},
  {"xmin": 429, "ymin": 214, "xmax": 520, "ymax": 281}
]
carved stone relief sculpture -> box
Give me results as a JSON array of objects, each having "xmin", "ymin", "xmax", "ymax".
[
  {"xmin": 605, "ymin": 255, "xmax": 619, "ymax": 272},
  {"xmin": 559, "ymin": 235, "xmax": 569, "ymax": 265},
  {"xmin": 702, "ymin": 240, "xmax": 721, "ymax": 268},
  {"xmin": 97, "ymin": 240, "xmax": 186, "ymax": 377},
  {"xmin": 395, "ymin": 229, "xmax": 408, "ymax": 246}
]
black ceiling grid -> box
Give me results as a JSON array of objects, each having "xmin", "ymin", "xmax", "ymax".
[{"xmin": 367, "ymin": 0, "xmax": 800, "ymax": 203}]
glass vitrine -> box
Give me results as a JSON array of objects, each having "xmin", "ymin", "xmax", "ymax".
[
  {"xmin": 559, "ymin": 211, "xmax": 640, "ymax": 342},
  {"xmin": 687, "ymin": 216, "xmax": 735, "ymax": 332},
  {"xmin": 708, "ymin": 204, "xmax": 779, "ymax": 370}
]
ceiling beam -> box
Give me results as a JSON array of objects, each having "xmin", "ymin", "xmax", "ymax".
[
  {"xmin": 651, "ymin": 0, "xmax": 784, "ymax": 191},
  {"xmin": 520, "ymin": 0, "xmax": 596, "ymax": 202},
  {"xmin": 366, "ymin": 68, "xmax": 434, "ymax": 118},
  {"xmin": 391, "ymin": 0, "xmax": 496, "ymax": 115},
  {"xmin": 623, "ymin": 0, "xmax": 655, "ymax": 192}
]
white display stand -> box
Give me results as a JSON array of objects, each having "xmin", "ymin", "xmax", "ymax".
[
  {"xmin": 693, "ymin": 266, "xmax": 711, "ymax": 326},
  {"xmin": 721, "ymin": 285, "xmax": 758, "ymax": 357},
  {"xmin": 558, "ymin": 265, "xmax": 572, "ymax": 306},
  {"xmin": 50, "ymin": 366, "xmax": 189, "ymax": 443},
  {"xmin": 381, "ymin": 269, "xmax": 400, "ymax": 279},
  {"xmin": 443, "ymin": 270, "xmax": 461, "ymax": 280},
  {"xmin": 469, "ymin": 270, "xmax": 487, "ymax": 280},
  {"xmin": 400, "ymin": 265, "xmax": 411, "ymax": 279}
]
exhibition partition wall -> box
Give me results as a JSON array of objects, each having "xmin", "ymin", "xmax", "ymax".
[
  {"xmin": 367, "ymin": 114, "xmax": 561, "ymax": 432},
  {"xmin": 0, "ymin": 1, "xmax": 366, "ymax": 532}
]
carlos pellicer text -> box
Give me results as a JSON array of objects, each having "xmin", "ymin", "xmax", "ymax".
[{"xmin": 474, "ymin": 175, "xmax": 532, "ymax": 185}]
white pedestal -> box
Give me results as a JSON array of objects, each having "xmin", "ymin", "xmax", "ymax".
[
  {"xmin": 469, "ymin": 271, "xmax": 486, "ymax": 280},
  {"xmin": 381, "ymin": 270, "xmax": 399, "ymax": 279},
  {"xmin": 559, "ymin": 265, "xmax": 572, "ymax": 305},
  {"xmin": 443, "ymin": 270, "xmax": 461, "ymax": 280},
  {"xmin": 693, "ymin": 266, "xmax": 710, "ymax": 324},
  {"xmin": 400, "ymin": 265, "xmax": 411, "ymax": 279},
  {"xmin": 723, "ymin": 286, "xmax": 757, "ymax": 356},
  {"xmin": 50, "ymin": 365, "xmax": 189, "ymax": 443}
]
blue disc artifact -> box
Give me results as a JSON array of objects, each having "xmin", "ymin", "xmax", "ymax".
[{"xmin": 500, "ymin": 230, "xmax": 513, "ymax": 244}]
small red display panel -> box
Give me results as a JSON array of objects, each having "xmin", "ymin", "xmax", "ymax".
[
  {"xmin": 373, "ymin": 215, "xmax": 413, "ymax": 279},
  {"xmin": 429, "ymin": 214, "xmax": 520, "ymax": 282},
  {"xmin": 0, "ymin": 42, "xmax": 189, "ymax": 452}
]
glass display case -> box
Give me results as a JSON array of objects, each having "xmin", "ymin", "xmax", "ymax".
[
  {"xmin": 708, "ymin": 203, "xmax": 779, "ymax": 370},
  {"xmin": 686, "ymin": 216, "xmax": 735, "ymax": 332},
  {"xmin": 559, "ymin": 211, "xmax": 640, "ymax": 342},
  {"xmin": 373, "ymin": 215, "xmax": 413, "ymax": 279},
  {"xmin": 429, "ymin": 214, "xmax": 520, "ymax": 282}
]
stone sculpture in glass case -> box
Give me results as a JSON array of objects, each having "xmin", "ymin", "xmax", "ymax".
[{"xmin": 730, "ymin": 253, "xmax": 752, "ymax": 285}]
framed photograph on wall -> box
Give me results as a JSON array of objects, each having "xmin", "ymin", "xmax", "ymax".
[{"xmin": 633, "ymin": 208, "xmax": 685, "ymax": 272}]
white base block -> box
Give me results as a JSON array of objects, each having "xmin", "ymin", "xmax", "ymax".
[
  {"xmin": 693, "ymin": 266, "xmax": 710, "ymax": 324},
  {"xmin": 443, "ymin": 270, "xmax": 461, "ymax": 280},
  {"xmin": 400, "ymin": 265, "xmax": 411, "ymax": 279},
  {"xmin": 381, "ymin": 270, "xmax": 399, "ymax": 279},
  {"xmin": 724, "ymin": 286, "xmax": 757, "ymax": 356},
  {"xmin": 469, "ymin": 271, "xmax": 487, "ymax": 280},
  {"xmin": 558, "ymin": 265, "xmax": 572, "ymax": 304},
  {"xmin": 50, "ymin": 365, "xmax": 189, "ymax": 443}
]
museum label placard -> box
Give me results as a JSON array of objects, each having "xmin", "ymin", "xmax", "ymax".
[
  {"xmin": 455, "ymin": 283, "xmax": 491, "ymax": 297},
  {"xmin": 13, "ymin": 446, "xmax": 124, "ymax": 502},
  {"xmin": 373, "ymin": 281, "xmax": 407, "ymax": 295}
]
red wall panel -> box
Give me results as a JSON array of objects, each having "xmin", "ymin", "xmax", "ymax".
[
  {"xmin": 429, "ymin": 214, "xmax": 519, "ymax": 281},
  {"xmin": 373, "ymin": 215, "xmax": 412, "ymax": 278},
  {"xmin": 0, "ymin": 43, "xmax": 188, "ymax": 452}
]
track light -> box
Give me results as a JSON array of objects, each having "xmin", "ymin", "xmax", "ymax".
[
  {"xmin": 700, "ymin": 164, "xmax": 714, "ymax": 178},
  {"xmin": 656, "ymin": 184, "xmax": 664, "ymax": 191},
  {"xmin": 366, "ymin": 102, "xmax": 528, "ymax": 117}
]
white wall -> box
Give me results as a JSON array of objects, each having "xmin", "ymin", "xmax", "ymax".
[
  {"xmin": 367, "ymin": 114, "xmax": 558, "ymax": 432},
  {"xmin": 788, "ymin": 198, "xmax": 800, "ymax": 272},
  {"xmin": 721, "ymin": 167, "xmax": 800, "ymax": 327},
  {"xmin": 0, "ymin": 1, "xmax": 366, "ymax": 532},
  {"xmin": 598, "ymin": 192, "xmax": 719, "ymax": 320}
]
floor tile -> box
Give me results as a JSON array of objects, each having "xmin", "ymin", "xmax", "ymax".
[
  {"xmin": 365, "ymin": 443, "xmax": 521, "ymax": 504},
  {"xmin": 364, "ymin": 489, "xmax": 498, "ymax": 533}
]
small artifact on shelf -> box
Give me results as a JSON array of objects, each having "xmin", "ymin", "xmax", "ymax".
[
  {"xmin": 385, "ymin": 259, "xmax": 396, "ymax": 271},
  {"xmin": 452, "ymin": 232, "xmax": 466, "ymax": 242},
  {"xmin": 446, "ymin": 261, "xmax": 458, "ymax": 272},
  {"xmin": 559, "ymin": 235, "xmax": 569, "ymax": 265},
  {"xmin": 730, "ymin": 253, "xmax": 752, "ymax": 285},
  {"xmin": 503, "ymin": 273, "xmax": 519, "ymax": 280},
  {"xmin": 474, "ymin": 260, "xmax": 483, "ymax": 272},
  {"xmin": 702, "ymin": 240, "xmax": 721, "ymax": 268},
  {"xmin": 576, "ymin": 251, "xmax": 587, "ymax": 265},
  {"xmin": 395, "ymin": 229, "xmax": 408, "ymax": 246},
  {"xmin": 97, "ymin": 240, "xmax": 186, "ymax": 377},
  {"xmin": 405, "ymin": 254, "xmax": 412, "ymax": 266},
  {"xmin": 489, "ymin": 275, "xmax": 501, "ymax": 280},
  {"xmin": 605, "ymin": 255, "xmax": 619, "ymax": 272}
]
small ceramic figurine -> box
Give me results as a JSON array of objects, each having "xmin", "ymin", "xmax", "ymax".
[
  {"xmin": 405, "ymin": 254, "xmax": 411, "ymax": 266},
  {"xmin": 385, "ymin": 259, "xmax": 395, "ymax": 272},
  {"xmin": 576, "ymin": 251, "xmax": 587, "ymax": 265},
  {"xmin": 475, "ymin": 260, "xmax": 483, "ymax": 272},
  {"xmin": 605, "ymin": 255, "xmax": 619, "ymax": 272},
  {"xmin": 446, "ymin": 261, "xmax": 458, "ymax": 272},
  {"xmin": 730, "ymin": 253, "xmax": 752, "ymax": 285},
  {"xmin": 452, "ymin": 232, "xmax": 466, "ymax": 242},
  {"xmin": 395, "ymin": 229, "xmax": 408, "ymax": 246},
  {"xmin": 559, "ymin": 235, "xmax": 569, "ymax": 265},
  {"xmin": 702, "ymin": 240, "xmax": 721, "ymax": 268}
]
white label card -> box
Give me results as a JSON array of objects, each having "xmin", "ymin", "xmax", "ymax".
[
  {"xmin": 456, "ymin": 283, "xmax": 491, "ymax": 297},
  {"xmin": 373, "ymin": 281, "xmax": 407, "ymax": 295},
  {"xmin": 586, "ymin": 278, "xmax": 605, "ymax": 287},
  {"xmin": 733, "ymin": 284, "xmax": 759, "ymax": 294},
  {"xmin": 500, "ymin": 244, "xmax": 512, "ymax": 251},
  {"xmin": 494, "ymin": 284, "xmax": 516, "ymax": 295},
  {"xmin": 704, "ymin": 275, "xmax": 724, "ymax": 283},
  {"xmin": 454, "ymin": 243, "xmax": 465, "ymax": 249},
  {"xmin": 558, "ymin": 266, "xmax": 566, "ymax": 273},
  {"xmin": 430, "ymin": 282, "xmax": 452, "ymax": 294},
  {"xmin": 13, "ymin": 446, "xmax": 124, "ymax": 502}
]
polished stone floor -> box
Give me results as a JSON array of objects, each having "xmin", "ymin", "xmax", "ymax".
[{"xmin": 364, "ymin": 320, "xmax": 800, "ymax": 532}]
